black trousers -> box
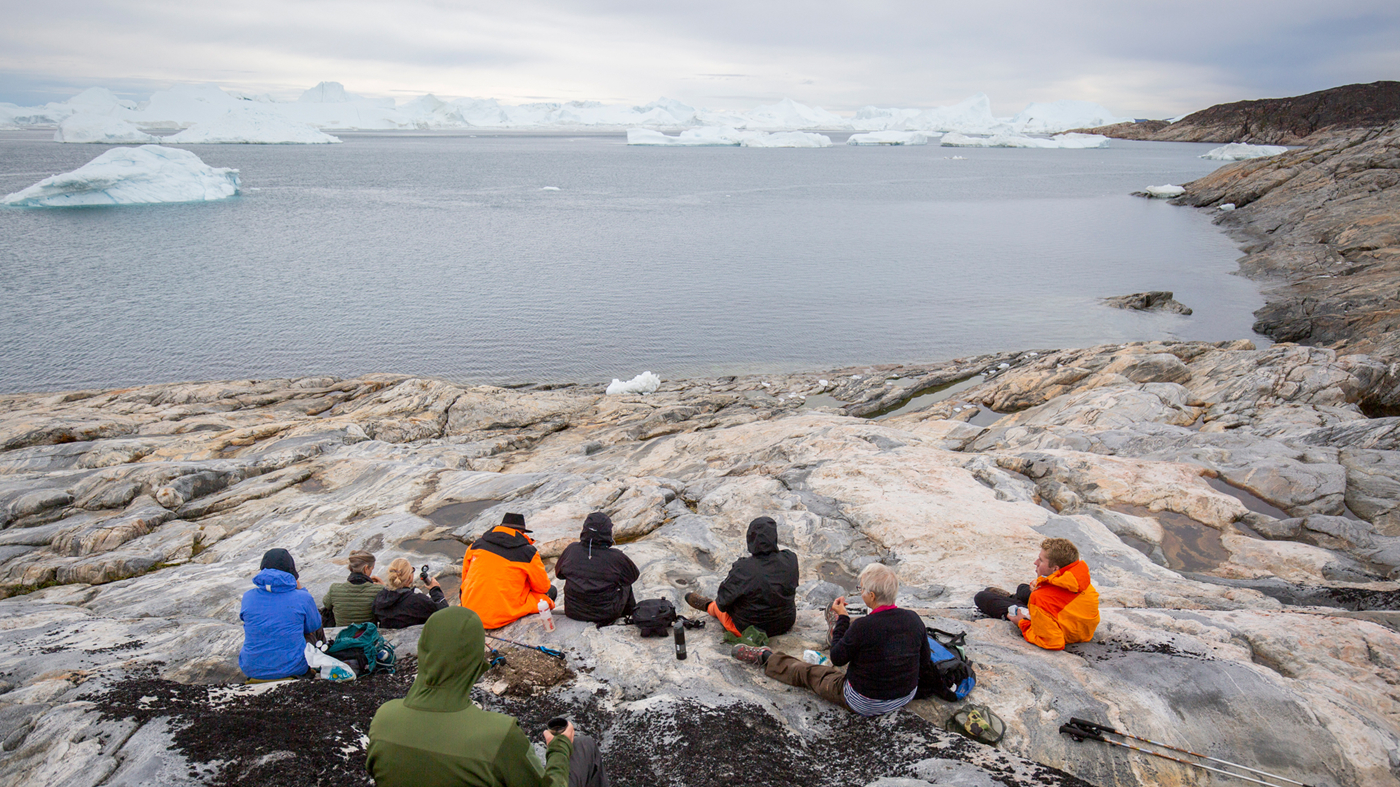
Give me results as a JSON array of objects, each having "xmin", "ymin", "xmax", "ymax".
[
  {"xmin": 568, "ymin": 733, "xmax": 609, "ymax": 787},
  {"xmin": 973, "ymin": 584, "xmax": 1031, "ymax": 619}
]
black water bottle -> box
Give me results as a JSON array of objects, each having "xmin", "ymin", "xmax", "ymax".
[{"xmin": 673, "ymin": 619, "xmax": 687, "ymax": 660}]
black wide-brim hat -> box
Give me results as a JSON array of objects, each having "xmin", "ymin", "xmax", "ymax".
[{"xmin": 501, "ymin": 512, "xmax": 531, "ymax": 532}]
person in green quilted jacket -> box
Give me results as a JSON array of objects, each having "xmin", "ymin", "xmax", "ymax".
[
  {"xmin": 366, "ymin": 607, "xmax": 609, "ymax": 787},
  {"xmin": 321, "ymin": 550, "xmax": 382, "ymax": 627}
]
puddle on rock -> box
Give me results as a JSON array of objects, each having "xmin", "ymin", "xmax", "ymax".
[
  {"xmin": 696, "ymin": 550, "xmax": 718, "ymax": 570},
  {"xmin": 799, "ymin": 393, "xmax": 847, "ymax": 411},
  {"xmin": 868, "ymin": 376, "xmax": 985, "ymax": 420},
  {"xmin": 422, "ymin": 499, "xmax": 504, "ymax": 529},
  {"xmin": 298, "ymin": 478, "xmax": 325, "ymax": 493},
  {"xmin": 966, "ymin": 407, "xmax": 1007, "ymax": 427},
  {"xmin": 1205, "ymin": 478, "xmax": 1290, "ymax": 519},
  {"xmin": 1111, "ymin": 505, "xmax": 1229, "ymax": 572},
  {"xmin": 817, "ymin": 561, "xmax": 859, "ymax": 591}
]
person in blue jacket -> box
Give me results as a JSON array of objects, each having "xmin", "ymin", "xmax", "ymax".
[{"xmin": 239, "ymin": 548, "xmax": 323, "ymax": 681}]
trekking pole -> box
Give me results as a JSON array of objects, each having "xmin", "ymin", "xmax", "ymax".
[
  {"xmin": 1068, "ymin": 719, "xmax": 1313, "ymax": 787},
  {"xmin": 1059, "ymin": 723, "xmax": 1314, "ymax": 787},
  {"xmin": 484, "ymin": 634, "xmax": 566, "ymax": 660}
]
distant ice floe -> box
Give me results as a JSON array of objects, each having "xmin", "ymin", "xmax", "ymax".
[
  {"xmin": 1142, "ymin": 184, "xmax": 1186, "ymax": 198},
  {"xmin": 2, "ymin": 145, "xmax": 240, "ymax": 207},
  {"xmin": 54, "ymin": 114, "xmax": 159, "ymax": 144},
  {"xmin": 627, "ymin": 127, "xmax": 830, "ymax": 147},
  {"xmin": 165, "ymin": 110, "xmax": 342, "ymax": 144},
  {"xmin": 1, "ymin": 81, "xmax": 1138, "ymax": 139},
  {"xmin": 1200, "ymin": 143, "xmax": 1289, "ymax": 161},
  {"xmin": 846, "ymin": 131, "xmax": 931, "ymax": 146},
  {"xmin": 606, "ymin": 372, "xmax": 661, "ymax": 395},
  {"xmin": 940, "ymin": 132, "xmax": 1109, "ymax": 149}
]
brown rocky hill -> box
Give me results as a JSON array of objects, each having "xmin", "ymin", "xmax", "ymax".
[{"xmin": 1073, "ymin": 81, "xmax": 1400, "ymax": 145}]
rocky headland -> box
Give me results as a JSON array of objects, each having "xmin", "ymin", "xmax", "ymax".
[
  {"xmin": 2, "ymin": 125, "xmax": 1400, "ymax": 787},
  {"xmin": 1072, "ymin": 81, "xmax": 1400, "ymax": 146}
]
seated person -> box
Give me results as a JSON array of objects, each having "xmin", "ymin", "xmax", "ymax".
[
  {"xmin": 367, "ymin": 607, "xmax": 609, "ymax": 787},
  {"xmin": 459, "ymin": 513, "xmax": 557, "ymax": 630},
  {"xmin": 684, "ymin": 516, "xmax": 798, "ymax": 637},
  {"xmin": 974, "ymin": 537, "xmax": 1100, "ymax": 650},
  {"xmin": 732, "ymin": 563, "xmax": 929, "ymax": 716},
  {"xmin": 554, "ymin": 512, "xmax": 639, "ymax": 626},
  {"xmin": 239, "ymin": 548, "xmax": 323, "ymax": 681},
  {"xmin": 321, "ymin": 549, "xmax": 382, "ymax": 627},
  {"xmin": 373, "ymin": 558, "xmax": 449, "ymax": 629}
]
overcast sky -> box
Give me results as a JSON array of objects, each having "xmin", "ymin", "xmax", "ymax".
[{"xmin": 3, "ymin": 0, "xmax": 1398, "ymax": 117}]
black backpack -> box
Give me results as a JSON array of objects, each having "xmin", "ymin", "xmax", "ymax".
[
  {"xmin": 627, "ymin": 598, "xmax": 678, "ymax": 637},
  {"xmin": 916, "ymin": 627, "xmax": 976, "ymax": 702}
]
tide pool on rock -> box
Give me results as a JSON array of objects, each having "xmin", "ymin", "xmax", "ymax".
[
  {"xmin": 0, "ymin": 338, "xmax": 1396, "ymax": 787},
  {"xmin": 1, "ymin": 145, "xmax": 239, "ymax": 207}
]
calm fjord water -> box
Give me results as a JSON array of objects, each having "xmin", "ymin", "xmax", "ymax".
[{"xmin": 0, "ymin": 131, "xmax": 1264, "ymax": 393}]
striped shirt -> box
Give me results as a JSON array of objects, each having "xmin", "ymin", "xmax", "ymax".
[{"xmin": 843, "ymin": 681, "xmax": 917, "ymax": 717}]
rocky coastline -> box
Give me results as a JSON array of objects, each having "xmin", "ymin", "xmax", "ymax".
[{"xmin": 1, "ymin": 126, "xmax": 1399, "ymax": 787}]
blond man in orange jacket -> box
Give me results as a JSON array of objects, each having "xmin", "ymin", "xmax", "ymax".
[
  {"xmin": 459, "ymin": 513, "xmax": 557, "ymax": 630},
  {"xmin": 974, "ymin": 537, "xmax": 1099, "ymax": 650}
]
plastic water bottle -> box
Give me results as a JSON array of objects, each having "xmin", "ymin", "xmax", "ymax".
[
  {"xmin": 673, "ymin": 619, "xmax": 687, "ymax": 660},
  {"xmin": 538, "ymin": 599, "xmax": 555, "ymax": 632}
]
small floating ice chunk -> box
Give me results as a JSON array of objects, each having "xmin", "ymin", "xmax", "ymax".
[
  {"xmin": 605, "ymin": 371, "xmax": 661, "ymax": 395},
  {"xmin": 540, "ymin": 186, "xmax": 560, "ymax": 191},
  {"xmin": 1219, "ymin": 203, "xmax": 1236, "ymax": 211},
  {"xmin": 2, "ymin": 145, "xmax": 240, "ymax": 207},
  {"xmin": 817, "ymin": 379, "xmax": 829, "ymax": 386},
  {"xmin": 1142, "ymin": 184, "xmax": 1185, "ymax": 198},
  {"xmin": 1200, "ymin": 143, "xmax": 1288, "ymax": 161},
  {"xmin": 846, "ymin": 131, "xmax": 929, "ymax": 146},
  {"xmin": 54, "ymin": 113, "xmax": 159, "ymax": 144},
  {"xmin": 944, "ymin": 155, "xmax": 967, "ymax": 160}
]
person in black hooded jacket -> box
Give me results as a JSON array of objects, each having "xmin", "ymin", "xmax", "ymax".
[
  {"xmin": 685, "ymin": 516, "xmax": 798, "ymax": 637},
  {"xmin": 373, "ymin": 558, "xmax": 449, "ymax": 629},
  {"xmin": 554, "ymin": 511, "xmax": 639, "ymax": 625}
]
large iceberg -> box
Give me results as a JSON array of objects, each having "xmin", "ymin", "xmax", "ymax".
[
  {"xmin": 1200, "ymin": 143, "xmax": 1289, "ymax": 161},
  {"xmin": 165, "ymin": 111, "xmax": 341, "ymax": 144},
  {"xmin": 628, "ymin": 128, "xmax": 830, "ymax": 147},
  {"xmin": 2, "ymin": 145, "xmax": 239, "ymax": 207},
  {"xmin": 54, "ymin": 114, "xmax": 159, "ymax": 144},
  {"xmin": 940, "ymin": 132, "xmax": 1109, "ymax": 149},
  {"xmin": 736, "ymin": 97, "xmax": 848, "ymax": 130},
  {"xmin": 1008, "ymin": 100, "xmax": 1132, "ymax": 134},
  {"xmin": 846, "ymin": 131, "xmax": 931, "ymax": 146},
  {"xmin": 740, "ymin": 131, "xmax": 831, "ymax": 148}
]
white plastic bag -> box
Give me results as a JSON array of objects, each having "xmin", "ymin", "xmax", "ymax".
[
  {"xmin": 802, "ymin": 649, "xmax": 829, "ymax": 666},
  {"xmin": 305, "ymin": 642, "xmax": 356, "ymax": 681}
]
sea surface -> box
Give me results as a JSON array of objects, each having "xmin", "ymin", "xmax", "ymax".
[{"xmin": 0, "ymin": 130, "xmax": 1266, "ymax": 394}]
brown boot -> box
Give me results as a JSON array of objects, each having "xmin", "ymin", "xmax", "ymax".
[
  {"xmin": 731, "ymin": 644, "xmax": 772, "ymax": 666},
  {"xmin": 685, "ymin": 592, "xmax": 713, "ymax": 612}
]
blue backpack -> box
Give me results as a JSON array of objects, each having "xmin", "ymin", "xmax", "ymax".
[
  {"xmin": 325, "ymin": 623, "xmax": 396, "ymax": 677},
  {"xmin": 916, "ymin": 627, "xmax": 976, "ymax": 701}
]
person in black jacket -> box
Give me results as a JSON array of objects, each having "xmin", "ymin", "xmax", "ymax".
[
  {"xmin": 684, "ymin": 516, "xmax": 798, "ymax": 637},
  {"xmin": 372, "ymin": 558, "xmax": 449, "ymax": 629},
  {"xmin": 554, "ymin": 511, "xmax": 639, "ymax": 626},
  {"xmin": 732, "ymin": 562, "xmax": 930, "ymax": 716}
]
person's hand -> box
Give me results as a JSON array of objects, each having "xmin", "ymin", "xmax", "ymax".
[
  {"xmin": 543, "ymin": 721, "xmax": 575, "ymax": 744},
  {"xmin": 370, "ymin": 574, "xmax": 383, "ymax": 585},
  {"xmin": 426, "ymin": 577, "xmax": 441, "ymax": 590},
  {"xmin": 1007, "ymin": 605, "xmax": 1029, "ymax": 622},
  {"xmin": 831, "ymin": 596, "xmax": 848, "ymax": 616}
]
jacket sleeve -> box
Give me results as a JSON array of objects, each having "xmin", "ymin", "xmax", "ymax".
[
  {"xmin": 492, "ymin": 722, "xmax": 572, "ymax": 787},
  {"xmin": 527, "ymin": 554, "xmax": 553, "ymax": 598},
  {"xmin": 553, "ymin": 548, "xmax": 572, "ymax": 582},
  {"xmin": 714, "ymin": 563, "xmax": 750, "ymax": 613},
  {"xmin": 829, "ymin": 615, "xmax": 856, "ymax": 666},
  {"xmin": 320, "ymin": 587, "xmax": 333, "ymax": 612},
  {"xmin": 619, "ymin": 553, "xmax": 640, "ymax": 586},
  {"xmin": 1018, "ymin": 604, "xmax": 1066, "ymax": 650},
  {"xmin": 426, "ymin": 586, "xmax": 448, "ymax": 610},
  {"xmin": 299, "ymin": 590, "xmax": 323, "ymax": 633}
]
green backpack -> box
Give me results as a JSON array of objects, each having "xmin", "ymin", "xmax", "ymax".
[
  {"xmin": 946, "ymin": 704, "xmax": 1005, "ymax": 745},
  {"xmin": 325, "ymin": 623, "xmax": 396, "ymax": 677}
]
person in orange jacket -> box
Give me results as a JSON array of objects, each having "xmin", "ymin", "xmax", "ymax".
[
  {"xmin": 974, "ymin": 537, "xmax": 1099, "ymax": 650},
  {"xmin": 459, "ymin": 512, "xmax": 557, "ymax": 630}
]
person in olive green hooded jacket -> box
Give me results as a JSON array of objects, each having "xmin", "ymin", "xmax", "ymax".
[{"xmin": 366, "ymin": 606, "xmax": 609, "ymax": 787}]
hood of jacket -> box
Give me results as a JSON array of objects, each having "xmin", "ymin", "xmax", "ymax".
[
  {"xmin": 402, "ymin": 607, "xmax": 488, "ymax": 713},
  {"xmin": 746, "ymin": 516, "xmax": 779, "ymax": 556},
  {"xmin": 579, "ymin": 511, "xmax": 614, "ymax": 546},
  {"xmin": 259, "ymin": 548, "xmax": 298, "ymax": 579},
  {"xmin": 251, "ymin": 567, "xmax": 298, "ymax": 593},
  {"xmin": 1041, "ymin": 560, "xmax": 1092, "ymax": 594}
]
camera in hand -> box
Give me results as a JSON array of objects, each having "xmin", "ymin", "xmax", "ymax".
[
  {"xmin": 546, "ymin": 716, "xmax": 569, "ymax": 734},
  {"xmin": 419, "ymin": 564, "xmax": 430, "ymax": 584}
]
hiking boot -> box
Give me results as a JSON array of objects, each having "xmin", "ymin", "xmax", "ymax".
[
  {"xmin": 684, "ymin": 592, "xmax": 713, "ymax": 612},
  {"xmin": 731, "ymin": 644, "xmax": 772, "ymax": 666},
  {"xmin": 984, "ymin": 586, "xmax": 1011, "ymax": 597}
]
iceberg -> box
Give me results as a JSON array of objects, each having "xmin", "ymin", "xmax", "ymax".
[
  {"xmin": 740, "ymin": 131, "xmax": 832, "ymax": 148},
  {"xmin": 64, "ymin": 87, "xmax": 137, "ymax": 116},
  {"xmin": 846, "ymin": 131, "xmax": 931, "ymax": 146},
  {"xmin": 53, "ymin": 114, "xmax": 159, "ymax": 144},
  {"xmin": 606, "ymin": 372, "xmax": 661, "ymax": 395},
  {"xmin": 940, "ymin": 132, "xmax": 1109, "ymax": 149},
  {"xmin": 1009, "ymin": 100, "xmax": 1132, "ymax": 134},
  {"xmin": 2, "ymin": 145, "xmax": 239, "ymax": 207},
  {"xmin": 1200, "ymin": 143, "xmax": 1289, "ymax": 161},
  {"xmin": 165, "ymin": 111, "xmax": 341, "ymax": 144},
  {"xmin": 627, "ymin": 127, "xmax": 762, "ymax": 146},
  {"xmin": 1142, "ymin": 184, "xmax": 1186, "ymax": 198},
  {"xmin": 736, "ymin": 97, "xmax": 849, "ymax": 130}
]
